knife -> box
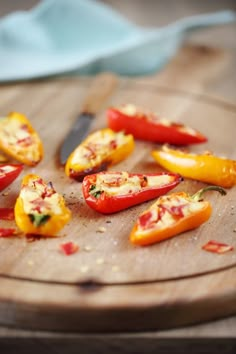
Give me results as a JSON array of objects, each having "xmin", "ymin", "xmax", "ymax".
[{"xmin": 60, "ymin": 72, "xmax": 118, "ymax": 164}]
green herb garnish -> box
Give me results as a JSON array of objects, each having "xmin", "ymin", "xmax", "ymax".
[
  {"xmin": 89, "ymin": 184, "xmax": 102, "ymax": 199},
  {"xmin": 28, "ymin": 214, "xmax": 51, "ymax": 227}
]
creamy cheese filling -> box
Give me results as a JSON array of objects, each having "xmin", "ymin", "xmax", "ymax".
[
  {"xmin": 119, "ymin": 104, "xmax": 156, "ymax": 121},
  {"xmin": 178, "ymin": 125, "xmax": 198, "ymax": 136},
  {"xmin": 147, "ymin": 174, "xmax": 173, "ymax": 187},
  {"xmin": 91, "ymin": 173, "xmax": 174, "ymax": 197},
  {"xmin": 71, "ymin": 130, "xmax": 127, "ymax": 166},
  {"xmin": 0, "ymin": 165, "xmax": 16, "ymax": 176},
  {"xmin": 119, "ymin": 104, "xmax": 137, "ymax": 116},
  {"xmin": 119, "ymin": 104, "xmax": 196, "ymax": 130},
  {"xmin": 137, "ymin": 196, "xmax": 205, "ymax": 235},
  {"xmin": 0, "ymin": 117, "xmax": 40, "ymax": 161},
  {"xmin": 21, "ymin": 179, "xmax": 62, "ymax": 215},
  {"xmin": 0, "ymin": 118, "xmax": 30, "ymax": 146},
  {"xmin": 95, "ymin": 172, "xmax": 141, "ymax": 196}
]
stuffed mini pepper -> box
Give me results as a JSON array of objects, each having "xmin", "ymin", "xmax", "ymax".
[
  {"xmin": 0, "ymin": 112, "xmax": 43, "ymax": 166},
  {"xmin": 152, "ymin": 146, "xmax": 236, "ymax": 188},
  {"xmin": 0, "ymin": 163, "xmax": 23, "ymax": 191},
  {"xmin": 130, "ymin": 186, "xmax": 226, "ymax": 246},
  {"xmin": 82, "ymin": 171, "xmax": 183, "ymax": 214},
  {"xmin": 15, "ymin": 174, "xmax": 71, "ymax": 236},
  {"xmin": 107, "ymin": 104, "xmax": 207, "ymax": 145},
  {"xmin": 65, "ymin": 128, "xmax": 134, "ymax": 181}
]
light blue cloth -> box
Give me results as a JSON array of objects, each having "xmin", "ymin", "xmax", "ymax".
[{"xmin": 0, "ymin": 0, "xmax": 235, "ymax": 82}]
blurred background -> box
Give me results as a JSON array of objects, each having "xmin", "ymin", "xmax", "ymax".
[
  {"xmin": 1, "ymin": 0, "xmax": 236, "ymax": 28},
  {"xmin": 0, "ymin": 0, "xmax": 235, "ymax": 100},
  {"xmin": 1, "ymin": 0, "xmax": 236, "ymax": 25},
  {"xmin": 1, "ymin": 0, "xmax": 235, "ymax": 48}
]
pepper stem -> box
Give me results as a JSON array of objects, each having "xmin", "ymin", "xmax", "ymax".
[{"xmin": 191, "ymin": 185, "xmax": 227, "ymax": 202}]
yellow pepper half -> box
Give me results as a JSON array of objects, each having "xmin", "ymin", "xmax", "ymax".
[
  {"xmin": 15, "ymin": 174, "xmax": 71, "ymax": 236},
  {"xmin": 0, "ymin": 112, "xmax": 43, "ymax": 166},
  {"xmin": 151, "ymin": 146, "xmax": 236, "ymax": 188},
  {"xmin": 65, "ymin": 128, "xmax": 135, "ymax": 181}
]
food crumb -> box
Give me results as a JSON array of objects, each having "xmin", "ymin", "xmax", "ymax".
[
  {"xmin": 84, "ymin": 245, "xmax": 92, "ymax": 252},
  {"xmin": 97, "ymin": 226, "xmax": 106, "ymax": 233},
  {"xmin": 27, "ymin": 260, "xmax": 34, "ymax": 266},
  {"xmin": 80, "ymin": 265, "xmax": 89, "ymax": 273}
]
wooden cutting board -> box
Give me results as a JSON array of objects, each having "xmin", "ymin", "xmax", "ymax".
[{"xmin": 0, "ymin": 45, "xmax": 236, "ymax": 333}]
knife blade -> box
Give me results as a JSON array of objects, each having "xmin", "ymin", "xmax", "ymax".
[{"xmin": 60, "ymin": 72, "xmax": 118, "ymax": 164}]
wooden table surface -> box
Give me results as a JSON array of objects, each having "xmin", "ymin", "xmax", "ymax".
[{"xmin": 0, "ymin": 0, "xmax": 236, "ymax": 352}]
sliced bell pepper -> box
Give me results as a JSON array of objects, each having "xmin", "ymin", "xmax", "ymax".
[
  {"xmin": 0, "ymin": 112, "xmax": 43, "ymax": 166},
  {"xmin": 130, "ymin": 186, "xmax": 226, "ymax": 246},
  {"xmin": 0, "ymin": 163, "xmax": 23, "ymax": 191},
  {"xmin": 151, "ymin": 146, "xmax": 236, "ymax": 188},
  {"xmin": 14, "ymin": 174, "xmax": 71, "ymax": 236},
  {"xmin": 65, "ymin": 128, "xmax": 134, "ymax": 181},
  {"xmin": 107, "ymin": 104, "xmax": 207, "ymax": 145},
  {"xmin": 82, "ymin": 171, "xmax": 183, "ymax": 214}
]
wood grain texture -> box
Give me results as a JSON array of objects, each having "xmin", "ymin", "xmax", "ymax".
[{"xmin": 0, "ymin": 45, "xmax": 235, "ymax": 332}]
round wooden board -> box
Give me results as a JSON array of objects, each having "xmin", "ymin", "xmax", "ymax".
[{"xmin": 0, "ymin": 77, "xmax": 236, "ymax": 332}]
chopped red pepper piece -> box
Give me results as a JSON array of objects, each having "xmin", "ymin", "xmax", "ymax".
[
  {"xmin": 82, "ymin": 171, "xmax": 183, "ymax": 214},
  {"xmin": 202, "ymin": 240, "xmax": 234, "ymax": 254},
  {"xmin": 107, "ymin": 104, "xmax": 207, "ymax": 145},
  {"xmin": 0, "ymin": 163, "xmax": 23, "ymax": 191},
  {"xmin": 0, "ymin": 207, "xmax": 15, "ymax": 220},
  {"xmin": 0, "ymin": 228, "xmax": 17, "ymax": 237},
  {"xmin": 60, "ymin": 242, "xmax": 79, "ymax": 255}
]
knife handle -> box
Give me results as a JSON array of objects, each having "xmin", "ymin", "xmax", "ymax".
[{"xmin": 82, "ymin": 72, "xmax": 118, "ymax": 115}]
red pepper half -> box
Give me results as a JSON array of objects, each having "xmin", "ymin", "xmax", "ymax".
[
  {"xmin": 82, "ymin": 171, "xmax": 183, "ymax": 214},
  {"xmin": 0, "ymin": 163, "xmax": 23, "ymax": 191},
  {"xmin": 107, "ymin": 104, "xmax": 207, "ymax": 145}
]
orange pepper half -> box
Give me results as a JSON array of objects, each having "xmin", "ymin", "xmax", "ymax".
[
  {"xmin": 0, "ymin": 112, "xmax": 43, "ymax": 166},
  {"xmin": 130, "ymin": 186, "xmax": 226, "ymax": 246},
  {"xmin": 15, "ymin": 174, "xmax": 71, "ymax": 236},
  {"xmin": 151, "ymin": 146, "xmax": 236, "ymax": 188}
]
